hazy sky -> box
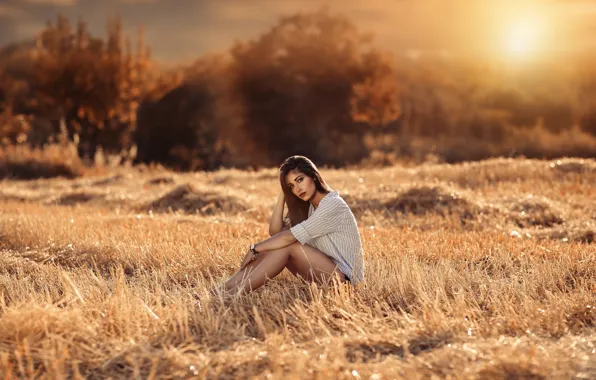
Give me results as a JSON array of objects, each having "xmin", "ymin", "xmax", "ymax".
[{"xmin": 1, "ymin": 0, "xmax": 595, "ymax": 64}]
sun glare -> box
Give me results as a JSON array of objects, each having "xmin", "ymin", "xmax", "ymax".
[{"xmin": 503, "ymin": 16, "xmax": 545, "ymax": 59}]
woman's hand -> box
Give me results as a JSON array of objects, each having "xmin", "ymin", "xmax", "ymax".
[
  {"xmin": 238, "ymin": 247, "xmax": 257, "ymax": 271},
  {"xmin": 268, "ymin": 190, "xmax": 287, "ymax": 236}
]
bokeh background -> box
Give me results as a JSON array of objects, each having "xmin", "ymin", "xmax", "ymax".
[{"xmin": 2, "ymin": 0, "xmax": 596, "ymax": 173}]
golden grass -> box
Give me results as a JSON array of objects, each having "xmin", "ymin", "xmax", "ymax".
[{"xmin": 0, "ymin": 158, "xmax": 594, "ymax": 378}]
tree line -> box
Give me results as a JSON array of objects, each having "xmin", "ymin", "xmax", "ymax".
[{"xmin": 1, "ymin": 10, "xmax": 595, "ymax": 170}]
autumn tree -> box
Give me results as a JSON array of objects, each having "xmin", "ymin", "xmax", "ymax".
[
  {"xmin": 32, "ymin": 15, "xmax": 153, "ymax": 160},
  {"xmin": 230, "ymin": 8, "xmax": 400, "ymax": 167}
]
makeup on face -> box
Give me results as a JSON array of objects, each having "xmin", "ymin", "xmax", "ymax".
[{"xmin": 286, "ymin": 171, "xmax": 314, "ymax": 200}]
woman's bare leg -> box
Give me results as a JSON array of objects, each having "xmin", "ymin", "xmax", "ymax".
[
  {"xmin": 224, "ymin": 246, "xmax": 290, "ymax": 293},
  {"xmin": 224, "ymin": 252, "xmax": 300, "ymax": 291},
  {"xmin": 223, "ymin": 251, "xmax": 273, "ymax": 292},
  {"xmin": 285, "ymin": 259, "xmax": 299, "ymax": 277},
  {"xmin": 288, "ymin": 243, "xmax": 347, "ymax": 284},
  {"xmin": 224, "ymin": 242, "xmax": 347, "ymax": 295}
]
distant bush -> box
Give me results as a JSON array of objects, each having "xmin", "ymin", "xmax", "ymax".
[
  {"xmin": 135, "ymin": 55, "xmax": 232, "ymax": 170},
  {"xmin": 0, "ymin": 143, "xmax": 83, "ymax": 179}
]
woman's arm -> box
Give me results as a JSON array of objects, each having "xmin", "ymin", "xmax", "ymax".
[
  {"xmin": 288, "ymin": 196, "xmax": 345, "ymax": 245},
  {"xmin": 268, "ymin": 191, "xmax": 287, "ymax": 236},
  {"xmin": 239, "ymin": 229, "xmax": 297, "ymax": 270},
  {"xmin": 255, "ymin": 230, "xmax": 296, "ymax": 253}
]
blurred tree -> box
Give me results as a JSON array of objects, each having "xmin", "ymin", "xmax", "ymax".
[
  {"xmin": 135, "ymin": 54, "xmax": 240, "ymax": 170},
  {"xmin": 0, "ymin": 44, "xmax": 37, "ymax": 145},
  {"xmin": 230, "ymin": 8, "xmax": 400, "ymax": 167},
  {"xmin": 30, "ymin": 14, "xmax": 153, "ymax": 160}
]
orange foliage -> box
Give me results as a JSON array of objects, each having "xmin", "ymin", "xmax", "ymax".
[{"xmin": 2, "ymin": 10, "xmax": 596, "ymax": 172}]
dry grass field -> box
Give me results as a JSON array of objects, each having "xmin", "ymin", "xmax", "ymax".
[{"xmin": 0, "ymin": 157, "xmax": 594, "ymax": 379}]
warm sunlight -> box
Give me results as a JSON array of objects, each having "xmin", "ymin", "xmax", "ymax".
[{"xmin": 503, "ymin": 16, "xmax": 545, "ymax": 59}]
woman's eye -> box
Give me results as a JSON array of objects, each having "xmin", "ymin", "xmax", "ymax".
[{"xmin": 298, "ymin": 177, "xmax": 302, "ymax": 182}]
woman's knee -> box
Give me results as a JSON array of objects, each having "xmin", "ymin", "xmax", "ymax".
[
  {"xmin": 288, "ymin": 241, "xmax": 302, "ymax": 251},
  {"xmin": 258, "ymin": 243, "xmax": 297, "ymax": 260},
  {"xmin": 287, "ymin": 241, "xmax": 307, "ymax": 257}
]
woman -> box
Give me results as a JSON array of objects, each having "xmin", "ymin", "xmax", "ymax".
[{"xmin": 222, "ymin": 155, "xmax": 364, "ymax": 295}]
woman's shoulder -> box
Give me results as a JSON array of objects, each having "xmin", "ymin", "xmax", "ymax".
[
  {"xmin": 322, "ymin": 191, "xmax": 351, "ymax": 210},
  {"xmin": 320, "ymin": 191, "xmax": 341, "ymax": 205},
  {"xmin": 325, "ymin": 190, "xmax": 341, "ymax": 200}
]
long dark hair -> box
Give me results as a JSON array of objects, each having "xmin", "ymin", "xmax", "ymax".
[{"xmin": 279, "ymin": 155, "xmax": 332, "ymax": 227}]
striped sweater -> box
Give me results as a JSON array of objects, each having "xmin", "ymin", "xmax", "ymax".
[{"xmin": 289, "ymin": 191, "xmax": 364, "ymax": 283}]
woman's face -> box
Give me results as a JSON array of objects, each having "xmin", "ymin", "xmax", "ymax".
[{"xmin": 285, "ymin": 169, "xmax": 317, "ymax": 201}]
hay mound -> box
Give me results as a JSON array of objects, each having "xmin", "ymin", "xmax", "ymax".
[
  {"xmin": 0, "ymin": 160, "xmax": 80, "ymax": 180},
  {"xmin": 508, "ymin": 196, "xmax": 563, "ymax": 228},
  {"xmin": 0, "ymin": 144, "xmax": 83, "ymax": 180},
  {"xmin": 52, "ymin": 191, "xmax": 105, "ymax": 206},
  {"xmin": 91, "ymin": 175, "xmax": 123, "ymax": 186},
  {"xmin": 146, "ymin": 176, "xmax": 175, "ymax": 185},
  {"xmin": 385, "ymin": 186, "xmax": 478, "ymax": 218},
  {"xmin": 147, "ymin": 183, "xmax": 248, "ymax": 215},
  {"xmin": 549, "ymin": 158, "xmax": 596, "ymax": 174},
  {"xmin": 534, "ymin": 227, "xmax": 594, "ymax": 244}
]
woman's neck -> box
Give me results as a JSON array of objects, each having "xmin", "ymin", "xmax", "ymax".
[{"xmin": 310, "ymin": 190, "xmax": 328, "ymax": 209}]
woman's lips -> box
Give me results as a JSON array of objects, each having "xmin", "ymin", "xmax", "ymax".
[{"xmin": 300, "ymin": 192, "xmax": 306, "ymax": 198}]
